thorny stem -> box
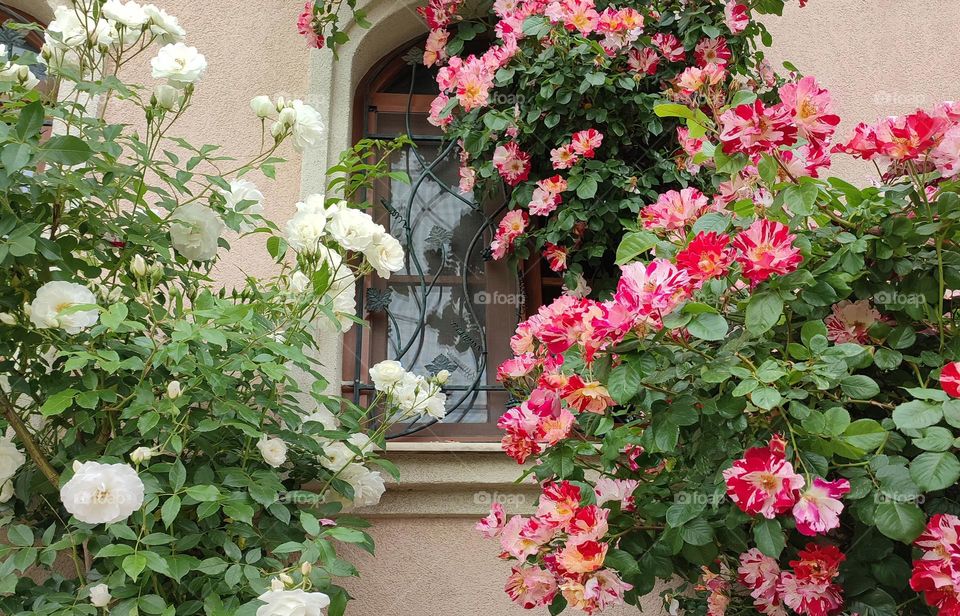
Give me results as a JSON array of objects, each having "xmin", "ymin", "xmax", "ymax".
[{"xmin": 0, "ymin": 389, "xmax": 60, "ymax": 488}]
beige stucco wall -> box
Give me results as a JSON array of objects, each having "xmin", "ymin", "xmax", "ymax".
[{"xmin": 51, "ymin": 0, "xmax": 960, "ymax": 613}]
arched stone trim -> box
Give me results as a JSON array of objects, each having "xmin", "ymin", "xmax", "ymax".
[{"xmin": 299, "ymin": 0, "xmax": 429, "ymax": 197}]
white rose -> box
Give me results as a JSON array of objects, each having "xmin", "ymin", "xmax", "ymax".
[
  {"xmin": 0, "ymin": 63, "xmax": 39, "ymax": 89},
  {"xmin": 169, "ymin": 203, "xmax": 224, "ymax": 261},
  {"xmin": 285, "ymin": 195, "xmax": 331, "ymax": 251},
  {"xmin": 129, "ymin": 447, "xmax": 153, "ymax": 464},
  {"xmin": 301, "ymin": 407, "xmax": 339, "ymax": 431},
  {"xmin": 257, "ymin": 436, "xmax": 287, "ymax": 468},
  {"xmin": 423, "ymin": 392, "xmax": 448, "ymax": 420},
  {"xmin": 30, "ymin": 281, "xmax": 99, "ymax": 334},
  {"xmin": 0, "ymin": 433, "xmax": 25, "ymax": 485},
  {"xmin": 255, "ymin": 589, "xmax": 330, "ymax": 616},
  {"xmin": 88, "ymin": 583, "xmax": 111, "ymax": 608},
  {"xmin": 290, "ymin": 100, "xmax": 324, "ymax": 152},
  {"xmin": 142, "ymin": 4, "xmax": 185, "ymax": 43},
  {"xmin": 289, "ymin": 271, "xmax": 310, "ymax": 294},
  {"xmin": 250, "ymin": 95, "xmax": 273, "ymax": 118},
  {"xmin": 60, "ymin": 461, "xmax": 145, "ymax": 525},
  {"xmin": 328, "ymin": 277, "xmax": 356, "ymax": 332},
  {"xmin": 368, "ymin": 360, "xmax": 406, "ymax": 391},
  {"xmin": 216, "ymin": 179, "xmax": 264, "ymax": 232},
  {"xmin": 339, "ymin": 463, "xmax": 386, "ymax": 507},
  {"xmin": 320, "ymin": 441, "xmax": 355, "ymax": 472},
  {"xmin": 45, "ymin": 6, "xmax": 114, "ymax": 50},
  {"xmin": 363, "ymin": 234, "xmax": 404, "ymax": 278},
  {"xmin": 327, "ymin": 208, "xmax": 382, "ymax": 252},
  {"xmin": 102, "ymin": 0, "xmax": 148, "ymax": 29},
  {"xmin": 152, "ymin": 83, "xmax": 180, "ymax": 110},
  {"xmin": 150, "ymin": 43, "xmax": 206, "ymax": 87}
]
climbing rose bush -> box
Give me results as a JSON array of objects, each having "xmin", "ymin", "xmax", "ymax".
[
  {"xmin": 421, "ymin": 0, "xmax": 810, "ymax": 292},
  {"xmin": 483, "ymin": 90, "xmax": 960, "ymax": 615},
  {"xmin": 0, "ymin": 2, "xmax": 446, "ymax": 615}
]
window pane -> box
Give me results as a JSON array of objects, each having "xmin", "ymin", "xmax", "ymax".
[{"xmin": 368, "ymin": 143, "xmax": 521, "ymax": 430}]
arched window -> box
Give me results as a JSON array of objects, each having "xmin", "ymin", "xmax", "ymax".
[{"xmin": 344, "ymin": 37, "xmax": 530, "ymax": 440}]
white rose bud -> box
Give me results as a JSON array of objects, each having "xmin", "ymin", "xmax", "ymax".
[
  {"xmin": 300, "ymin": 561, "xmax": 312, "ymax": 575},
  {"xmin": 270, "ymin": 577, "xmax": 285, "ymax": 592},
  {"xmin": 130, "ymin": 447, "xmax": 153, "ymax": 463},
  {"xmin": 289, "ymin": 271, "xmax": 310, "ymax": 294},
  {"xmin": 275, "ymin": 96, "xmax": 286, "ymax": 111},
  {"xmin": 152, "ymin": 83, "xmax": 180, "ymax": 110},
  {"xmin": 278, "ymin": 106, "xmax": 297, "ymax": 128},
  {"xmin": 436, "ymin": 369, "xmax": 450, "ymax": 385},
  {"xmin": 250, "ymin": 95, "xmax": 273, "ymax": 118},
  {"xmin": 0, "ymin": 312, "xmax": 15, "ymax": 325},
  {"xmin": 166, "ymin": 380, "xmax": 182, "ymax": 399},
  {"xmin": 130, "ymin": 254, "xmax": 147, "ymax": 277},
  {"xmin": 89, "ymin": 583, "xmax": 111, "ymax": 607},
  {"xmin": 279, "ymin": 573, "xmax": 294, "ymax": 585}
]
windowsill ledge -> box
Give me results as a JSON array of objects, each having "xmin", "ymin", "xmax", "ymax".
[{"xmin": 384, "ymin": 441, "xmax": 503, "ymax": 453}]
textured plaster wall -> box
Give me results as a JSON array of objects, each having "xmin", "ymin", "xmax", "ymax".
[
  {"xmin": 764, "ymin": 0, "xmax": 960, "ymax": 182},
  {"xmin": 105, "ymin": 0, "xmax": 313, "ymax": 292}
]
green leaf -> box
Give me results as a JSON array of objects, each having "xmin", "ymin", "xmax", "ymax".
[
  {"xmin": 96, "ymin": 544, "xmax": 135, "ymax": 558},
  {"xmin": 1, "ymin": 142, "xmax": 31, "ymax": 173},
  {"xmin": 161, "ymin": 495, "xmax": 181, "ymax": 528},
  {"xmin": 7, "ymin": 524, "xmax": 33, "ymax": 547},
  {"xmin": 912, "ymin": 427, "xmax": 954, "ymax": 452},
  {"xmin": 680, "ymin": 518, "xmax": 714, "ymax": 546},
  {"xmin": 892, "ymin": 400, "xmax": 943, "ymax": 430},
  {"xmin": 753, "ymin": 518, "xmax": 785, "ymax": 557},
  {"xmin": 16, "ymin": 101, "xmax": 44, "ymax": 139},
  {"xmin": 910, "ymin": 452, "xmax": 960, "ymax": 491},
  {"xmin": 745, "ymin": 292, "xmax": 783, "ymax": 335},
  {"xmin": 39, "ymin": 135, "xmax": 92, "ymax": 165},
  {"xmin": 607, "ymin": 363, "xmax": 641, "ymax": 404},
  {"xmin": 687, "ymin": 313, "xmax": 728, "ymax": 341},
  {"xmin": 843, "ymin": 419, "xmax": 887, "ymax": 451},
  {"xmin": 122, "ymin": 553, "xmax": 148, "ymax": 581},
  {"xmin": 874, "ymin": 501, "xmax": 925, "ymax": 543},
  {"xmin": 751, "ymin": 387, "xmax": 782, "ymax": 410},
  {"xmin": 615, "ymin": 231, "xmax": 657, "ymax": 264},
  {"xmin": 576, "ymin": 175, "xmax": 598, "ymax": 199},
  {"xmin": 185, "ymin": 485, "xmax": 221, "ymax": 502},
  {"xmin": 41, "ymin": 388, "xmax": 78, "ymax": 416},
  {"xmin": 840, "ymin": 375, "xmax": 880, "ymax": 399}
]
